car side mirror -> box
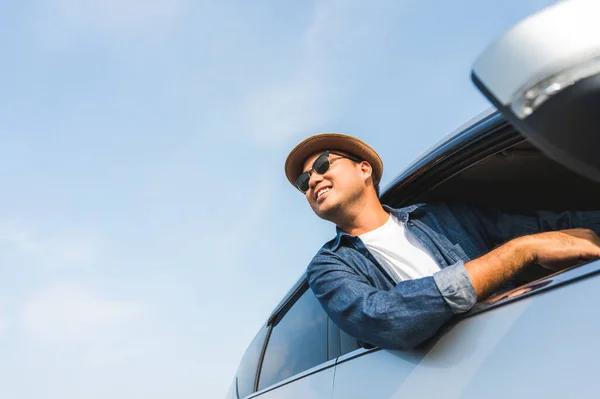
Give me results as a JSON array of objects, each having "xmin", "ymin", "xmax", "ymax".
[{"xmin": 471, "ymin": 0, "xmax": 600, "ymax": 183}]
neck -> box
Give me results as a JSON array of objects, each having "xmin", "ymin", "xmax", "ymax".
[{"xmin": 335, "ymin": 199, "xmax": 389, "ymax": 236}]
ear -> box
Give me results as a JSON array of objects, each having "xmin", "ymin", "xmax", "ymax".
[{"xmin": 359, "ymin": 161, "xmax": 373, "ymax": 181}]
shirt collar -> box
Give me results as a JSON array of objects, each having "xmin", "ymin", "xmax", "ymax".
[{"xmin": 330, "ymin": 203, "xmax": 425, "ymax": 251}]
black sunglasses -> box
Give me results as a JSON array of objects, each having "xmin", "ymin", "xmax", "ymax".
[{"xmin": 295, "ymin": 151, "xmax": 362, "ymax": 193}]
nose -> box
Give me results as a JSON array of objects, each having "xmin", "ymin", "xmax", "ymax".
[{"xmin": 308, "ymin": 170, "xmax": 324, "ymax": 192}]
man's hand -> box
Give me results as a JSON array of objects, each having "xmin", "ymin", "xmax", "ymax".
[
  {"xmin": 525, "ymin": 228, "xmax": 600, "ymax": 271},
  {"xmin": 465, "ymin": 228, "xmax": 600, "ymax": 299}
]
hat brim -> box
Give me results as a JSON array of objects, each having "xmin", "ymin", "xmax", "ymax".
[{"xmin": 285, "ymin": 133, "xmax": 383, "ymax": 187}]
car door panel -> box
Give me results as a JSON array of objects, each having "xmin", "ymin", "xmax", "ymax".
[{"xmin": 333, "ymin": 261, "xmax": 600, "ymax": 398}]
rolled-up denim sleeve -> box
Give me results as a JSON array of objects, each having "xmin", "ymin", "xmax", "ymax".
[
  {"xmin": 433, "ymin": 261, "xmax": 477, "ymax": 314},
  {"xmin": 307, "ymin": 254, "xmax": 460, "ymax": 350}
]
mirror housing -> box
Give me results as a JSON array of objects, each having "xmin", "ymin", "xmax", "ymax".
[{"xmin": 472, "ymin": 0, "xmax": 600, "ymax": 183}]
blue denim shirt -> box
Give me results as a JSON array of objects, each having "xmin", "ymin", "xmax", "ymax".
[{"xmin": 306, "ymin": 203, "xmax": 600, "ymax": 350}]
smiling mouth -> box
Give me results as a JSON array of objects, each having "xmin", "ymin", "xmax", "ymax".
[{"xmin": 315, "ymin": 187, "xmax": 331, "ymax": 202}]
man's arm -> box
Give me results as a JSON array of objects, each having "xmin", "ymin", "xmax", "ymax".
[
  {"xmin": 465, "ymin": 228, "xmax": 600, "ymax": 299},
  {"xmin": 309, "ymin": 229, "xmax": 600, "ymax": 351},
  {"xmin": 307, "ymin": 253, "xmax": 470, "ymax": 350}
]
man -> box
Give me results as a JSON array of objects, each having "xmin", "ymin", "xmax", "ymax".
[{"xmin": 284, "ymin": 133, "xmax": 600, "ymax": 350}]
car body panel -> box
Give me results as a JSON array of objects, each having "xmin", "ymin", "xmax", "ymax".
[{"xmin": 332, "ymin": 259, "xmax": 600, "ymax": 399}]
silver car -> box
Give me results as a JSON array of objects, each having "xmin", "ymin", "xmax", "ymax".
[{"xmin": 228, "ymin": 1, "xmax": 600, "ymax": 398}]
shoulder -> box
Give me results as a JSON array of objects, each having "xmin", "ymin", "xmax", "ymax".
[
  {"xmin": 306, "ymin": 238, "xmax": 349, "ymax": 273},
  {"xmin": 307, "ymin": 235, "xmax": 366, "ymax": 280},
  {"xmin": 308, "ymin": 241, "xmax": 340, "ymax": 268}
]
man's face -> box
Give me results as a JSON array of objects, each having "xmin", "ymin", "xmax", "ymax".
[{"xmin": 301, "ymin": 151, "xmax": 367, "ymax": 220}]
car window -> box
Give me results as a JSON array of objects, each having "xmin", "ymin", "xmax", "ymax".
[
  {"xmin": 339, "ymin": 327, "xmax": 361, "ymax": 355},
  {"xmin": 327, "ymin": 317, "xmax": 341, "ymax": 359},
  {"xmin": 236, "ymin": 326, "xmax": 268, "ymax": 398},
  {"xmin": 257, "ymin": 288, "xmax": 328, "ymax": 390}
]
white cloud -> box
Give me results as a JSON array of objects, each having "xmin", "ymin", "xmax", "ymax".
[
  {"xmin": 0, "ymin": 222, "xmax": 101, "ymax": 267},
  {"xmin": 21, "ymin": 282, "xmax": 141, "ymax": 339}
]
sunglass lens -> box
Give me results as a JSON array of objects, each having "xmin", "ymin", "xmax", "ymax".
[
  {"xmin": 295, "ymin": 153, "xmax": 331, "ymax": 193},
  {"xmin": 313, "ymin": 154, "xmax": 330, "ymax": 174},
  {"xmin": 295, "ymin": 173, "xmax": 310, "ymax": 193}
]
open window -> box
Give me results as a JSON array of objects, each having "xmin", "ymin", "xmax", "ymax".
[
  {"xmin": 381, "ymin": 111, "xmax": 600, "ymax": 315},
  {"xmin": 418, "ymin": 139, "xmax": 600, "ymax": 212}
]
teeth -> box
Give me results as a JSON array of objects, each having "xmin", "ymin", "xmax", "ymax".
[{"xmin": 317, "ymin": 188, "xmax": 330, "ymax": 199}]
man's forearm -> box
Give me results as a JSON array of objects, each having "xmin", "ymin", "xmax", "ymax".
[
  {"xmin": 466, "ymin": 228, "xmax": 600, "ymax": 300},
  {"xmin": 465, "ymin": 236, "xmax": 535, "ymax": 299}
]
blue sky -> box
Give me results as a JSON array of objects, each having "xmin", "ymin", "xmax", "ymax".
[{"xmin": 0, "ymin": 0, "xmax": 557, "ymax": 397}]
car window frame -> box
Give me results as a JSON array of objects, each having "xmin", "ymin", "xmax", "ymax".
[
  {"xmin": 235, "ymin": 325, "xmax": 270, "ymax": 399},
  {"xmin": 243, "ymin": 281, "xmax": 335, "ymax": 398},
  {"xmin": 380, "ymin": 111, "xmax": 523, "ymax": 208}
]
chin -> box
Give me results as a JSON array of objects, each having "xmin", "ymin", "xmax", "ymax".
[{"xmin": 314, "ymin": 201, "xmax": 342, "ymax": 222}]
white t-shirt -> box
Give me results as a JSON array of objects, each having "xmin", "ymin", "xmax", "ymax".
[{"xmin": 359, "ymin": 214, "xmax": 440, "ymax": 282}]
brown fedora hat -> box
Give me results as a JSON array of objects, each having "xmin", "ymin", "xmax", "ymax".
[{"xmin": 285, "ymin": 133, "xmax": 383, "ymax": 187}]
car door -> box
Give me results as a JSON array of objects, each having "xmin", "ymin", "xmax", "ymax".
[
  {"xmin": 331, "ymin": 258, "xmax": 600, "ymax": 399},
  {"xmin": 235, "ymin": 283, "xmax": 335, "ymax": 399}
]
